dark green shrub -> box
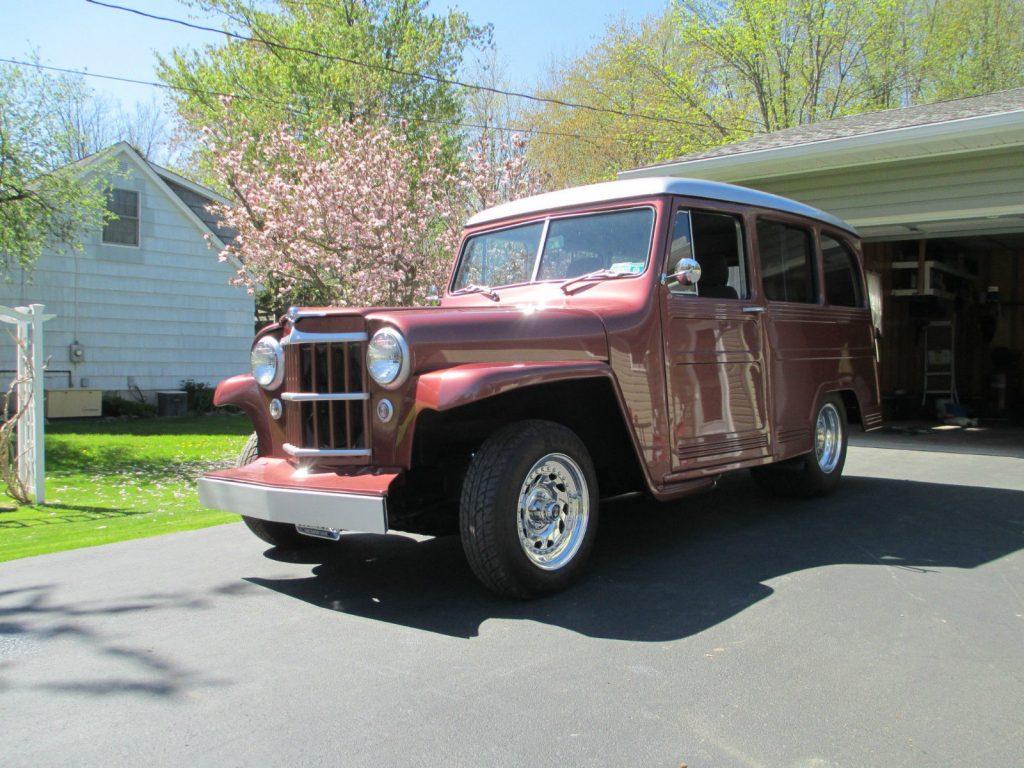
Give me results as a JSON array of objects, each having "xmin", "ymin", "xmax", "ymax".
[
  {"xmin": 102, "ymin": 394, "xmax": 157, "ymax": 418},
  {"xmin": 181, "ymin": 379, "xmax": 216, "ymax": 414}
]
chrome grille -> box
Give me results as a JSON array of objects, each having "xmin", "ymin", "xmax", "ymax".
[{"xmin": 282, "ymin": 330, "xmax": 371, "ymax": 459}]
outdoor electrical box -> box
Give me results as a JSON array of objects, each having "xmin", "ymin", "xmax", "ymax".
[
  {"xmin": 69, "ymin": 342, "xmax": 85, "ymax": 363},
  {"xmin": 46, "ymin": 389, "xmax": 102, "ymax": 418}
]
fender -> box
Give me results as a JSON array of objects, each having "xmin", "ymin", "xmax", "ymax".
[
  {"xmin": 403, "ymin": 361, "xmax": 709, "ymax": 501},
  {"xmin": 390, "ymin": 360, "xmax": 651, "ymax": 482},
  {"xmin": 414, "ymin": 360, "xmax": 616, "ymax": 412},
  {"xmin": 214, "ymin": 374, "xmax": 276, "ymax": 455}
]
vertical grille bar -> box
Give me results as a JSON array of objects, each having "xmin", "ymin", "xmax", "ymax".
[
  {"xmin": 342, "ymin": 342, "xmax": 353, "ymax": 447},
  {"xmin": 285, "ymin": 345, "xmax": 301, "ymax": 448},
  {"xmin": 310, "ymin": 344, "xmax": 319, "ymax": 447},
  {"xmin": 326, "ymin": 343, "xmax": 336, "ymax": 447}
]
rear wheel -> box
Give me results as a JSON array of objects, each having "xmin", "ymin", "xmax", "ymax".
[
  {"xmin": 236, "ymin": 433, "xmax": 315, "ymax": 549},
  {"xmin": 459, "ymin": 420, "xmax": 599, "ymax": 598},
  {"xmin": 752, "ymin": 395, "xmax": 848, "ymax": 498}
]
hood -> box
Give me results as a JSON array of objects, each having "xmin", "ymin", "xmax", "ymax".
[{"xmin": 285, "ymin": 305, "xmax": 609, "ymax": 374}]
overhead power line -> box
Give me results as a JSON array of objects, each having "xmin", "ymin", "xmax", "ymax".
[
  {"xmin": 0, "ymin": 57, "xmax": 644, "ymax": 145},
  {"xmin": 83, "ymin": 0, "xmax": 705, "ymax": 130}
]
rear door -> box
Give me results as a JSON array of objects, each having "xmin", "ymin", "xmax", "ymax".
[
  {"xmin": 756, "ymin": 216, "xmax": 829, "ymax": 456},
  {"xmin": 661, "ymin": 201, "xmax": 770, "ymax": 475},
  {"xmin": 817, "ymin": 230, "xmax": 882, "ymax": 428}
]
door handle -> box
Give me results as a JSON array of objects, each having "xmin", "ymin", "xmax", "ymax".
[{"xmin": 742, "ymin": 306, "xmax": 765, "ymax": 313}]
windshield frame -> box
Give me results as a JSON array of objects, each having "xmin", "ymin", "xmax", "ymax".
[{"xmin": 448, "ymin": 204, "xmax": 657, "ymax": 294}]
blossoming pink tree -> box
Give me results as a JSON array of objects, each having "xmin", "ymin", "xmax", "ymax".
[
  {"xmin": 205, "ymin": 111, "xmax": 545, "ymax": 310},
  {"xmin": 460, "ymin": 132, "xmax": 541, "ymax": 212}
]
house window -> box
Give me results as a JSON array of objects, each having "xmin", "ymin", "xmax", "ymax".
[
  {"xmin": 757, "ymin": 220, "xmax": 817, "ymax": 303},
  {"xmin": 821, "ymin": 235, "xmax": 864, "ymax": 307},
  {"xmin": 102, "ymin": 188, "xmax": 140, "ymax": 246}
]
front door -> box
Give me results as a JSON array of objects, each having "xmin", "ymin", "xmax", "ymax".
[{"xmin": 661, "ymin": 203, "xmax": 770, "ymax": 475}]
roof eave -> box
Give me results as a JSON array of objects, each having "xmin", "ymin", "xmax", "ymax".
[{"xmin": 619, "ymin": 109, "xmax": 1024, "ymax": 183}]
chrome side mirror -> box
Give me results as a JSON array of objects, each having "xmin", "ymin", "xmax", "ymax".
[
  {"xmin": 426, "ymin": 284, "xmax": 441, "ymax": 306},
  {"xmin": 672, "ymin": 257, "xmax": 702, "ymax": 286}
]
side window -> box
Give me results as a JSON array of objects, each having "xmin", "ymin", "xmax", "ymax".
[
  {"xmin": 102, "ymin": 188, "xmax": 140, "ymax": 246},
  {"xmin": 666, "ymin": 209, "xmax": 747, "ymax": 298},
  {"xmin": 757, "ymin": 220, "xmax": 817, "ymax": 303},
  {"xmin": 821, "ymin": 235, "xmax": 864, "ymax": 307}
]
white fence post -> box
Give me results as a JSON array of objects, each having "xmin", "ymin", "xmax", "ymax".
[{"xmin": 2, "ymin": 303, "xmax": 53, "ymax": 504}]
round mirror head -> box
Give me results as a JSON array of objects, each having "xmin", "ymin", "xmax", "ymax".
[{"xmin": 674, "ymin": 257, "xmax": 702, "ymax": 285}]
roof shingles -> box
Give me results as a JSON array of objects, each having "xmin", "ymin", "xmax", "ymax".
[{"xmin": 639, "ymin": 87, "xmax": 1024, "ymax": 169}]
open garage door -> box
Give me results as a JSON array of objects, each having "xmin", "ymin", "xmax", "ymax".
[{"xmin": 864, "ymin": 232, "xmax": 1024, "ymax": 420}]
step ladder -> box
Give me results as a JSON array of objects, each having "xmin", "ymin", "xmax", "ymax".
[{"xmin": 921, "ymin": 320, "xmax": 958, "ymax": 405}]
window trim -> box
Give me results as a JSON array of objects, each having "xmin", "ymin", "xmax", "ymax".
[
  {"xmin": 754, "ymin": 215, "xmax": 821, "ymax": 306},
  {"xmin": 449, "ymin": 204, "xmax": 657, "ymax": 293},
  {"xmin": 665, "ymin": 204, "xmax": 750, "ymax": 300},
  {"xmin": 102, "ymin": 188, "xmax": 141, "ymax": 248}
]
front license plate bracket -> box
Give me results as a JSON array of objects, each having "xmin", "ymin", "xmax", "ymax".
[{"xmin": 295, "ymin": 524, "xmax": 343, "ymax": 541}]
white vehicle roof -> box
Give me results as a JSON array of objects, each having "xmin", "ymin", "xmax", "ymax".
[{"xmin": 466, "ymin": 177, "xmax": 857, "ymax": 235}]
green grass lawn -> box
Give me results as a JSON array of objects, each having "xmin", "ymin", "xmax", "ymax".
[{"xmin": 0, "ymin": 414, "xmax": 253, "ymax": 563}]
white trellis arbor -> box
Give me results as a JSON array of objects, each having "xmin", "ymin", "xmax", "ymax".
[{"xmin": 0, "ymin": 304, "xmax": 53, "ymax": 504}]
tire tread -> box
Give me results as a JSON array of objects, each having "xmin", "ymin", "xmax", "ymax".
[{"xmin": 459, "ymin": 420, "xmax": 597, "ymax": 598}]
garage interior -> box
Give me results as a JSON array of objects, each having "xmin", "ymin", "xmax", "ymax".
[{"xmin": 865, "ymin": 231, "xmax": 1024, "ymax": 421}]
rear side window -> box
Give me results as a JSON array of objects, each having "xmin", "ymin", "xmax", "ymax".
[
  {"xmin": 757, "ymin": 220, "xmax": 817, "ymax": 303},
  {"xmin": 821, "ymin": 235, "xmax": 864, "ymax": 307}
]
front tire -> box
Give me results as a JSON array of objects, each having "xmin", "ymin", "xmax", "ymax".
[
  {"xmin": 752, "ymin": 395, "xmax": 848, "ymax": 498},
  {"xmin": 459, "ymin": 420, "xmax": 599, "ymax": 598},
  {"xmin": 235, "ymin": 433, "xmax": 315, "ymax": 549}
]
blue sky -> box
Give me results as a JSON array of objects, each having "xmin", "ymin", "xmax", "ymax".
[{"xmin": 0, "ymin": 0, "xmax": 666, "ymax": 110}]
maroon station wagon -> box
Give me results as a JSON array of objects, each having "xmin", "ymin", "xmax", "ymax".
[{"xmin": 198, "ymin": 178, "xmax": 883, "ymax": 597}]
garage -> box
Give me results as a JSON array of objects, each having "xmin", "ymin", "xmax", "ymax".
[{"xmin": 620, "ymin": 88, "xmax": 1024, "ymax": 421}]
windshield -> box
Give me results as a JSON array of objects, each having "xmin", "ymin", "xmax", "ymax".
[{"xmin": 452, "ymin": 207, "xmax": 655, "ymax": 291}]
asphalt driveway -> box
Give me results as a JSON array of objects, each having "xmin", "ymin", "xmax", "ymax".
[{"xmin": 2, "ymin": 433, "xmax": 1022, "ymax": 767}]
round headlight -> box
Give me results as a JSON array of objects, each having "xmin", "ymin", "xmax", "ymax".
[
  {"xmin": 366, "ymin": 328, "xmax": 409, "ymax": 388},
  {"xmin": 251, "ymin": 336, "xmax": 284, "ymax": 389}
]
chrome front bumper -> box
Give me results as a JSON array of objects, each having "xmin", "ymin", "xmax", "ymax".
[{"xmin": 197, "ymin": 477, "xmax": 388, "ymax": 534}]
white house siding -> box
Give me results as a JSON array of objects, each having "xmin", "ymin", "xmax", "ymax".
[
  {"xmin": 0, "ymin": 153, "xmax": 254, "ymax": 394},
  {"xmin": 736, "ymin": 145, "xmax": 1024, "ymax": 238}
]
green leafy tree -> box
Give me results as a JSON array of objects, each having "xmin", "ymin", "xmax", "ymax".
[
  {"xmin": 157, "ymin": 0, "xmax": 490, "ymax": 183},
  {"xmin": 0, "ymin": 63, "xmax": 114, "ymax": 274},
  {"xmin": 911, "ymin": 0, "xmax": 1024, "ymax": 102},
  {"xmin": 525, "ymin": 14, "xmax": 742, "ymax": 188},
  {"xmin": 526, "ymin": 0, "xmax": 1024, "ymax": 185}
]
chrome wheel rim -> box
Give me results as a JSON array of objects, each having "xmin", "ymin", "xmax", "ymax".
[
  {"xmin": 517, "ymin": 453, "xmax": 589, "ymax": 571},
  {"xmin": 815, "ymin": 403, "xmax": 842, "ymax": 473}
]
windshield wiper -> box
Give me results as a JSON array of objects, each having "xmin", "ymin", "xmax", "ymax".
[
  {"xmin": 450, "ymin": 283, "xmax": 500, "ymax": 302},
  {"xmin": 560, "ymin": 269, "xmax": 635, "ymax": 294}
]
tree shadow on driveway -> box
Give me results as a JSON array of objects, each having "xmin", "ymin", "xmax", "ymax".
[
  {"xmin": 0, "ymin": 583, "xmax": 237, "ymax": 698},
  {"xmin": 246, "ymin": 473, "xmax": 1024, "ymax": 639}
]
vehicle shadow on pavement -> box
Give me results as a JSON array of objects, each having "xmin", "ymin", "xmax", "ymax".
[{"xmin": 246, "ymin": 473, "xmax": 1024, "ymax": 640}]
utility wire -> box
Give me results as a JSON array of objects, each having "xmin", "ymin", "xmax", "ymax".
[
  {"xmin": 0, "ymin": 57, "xmax": 649, "ymax": 145},
  {"xmin": 83, "ymin": 0, "xmax": 706, "ymax": 130}
]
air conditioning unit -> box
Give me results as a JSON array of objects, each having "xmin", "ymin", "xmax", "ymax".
[{"xmin": 46, "ymin": 389, "xmax": 103, "ymax": 418}]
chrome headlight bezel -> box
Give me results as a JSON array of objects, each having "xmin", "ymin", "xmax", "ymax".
[
  {"xmin": 251, "ymin": 336, "xmax": 284, "ymax": 390},
  {"xmin": 366, "ymin": 327, "xmax": 410, "ymax": 390}
]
